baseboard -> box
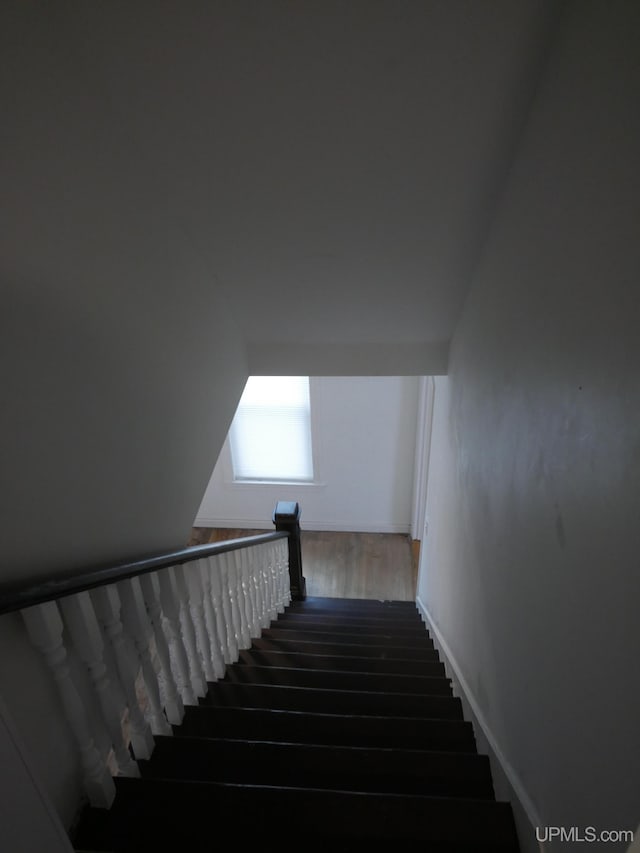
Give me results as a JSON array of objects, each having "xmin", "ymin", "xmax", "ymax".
[
  {"xmin": 194, "ymin": 516, "xmax": 411, "ymax": 535},
  {"xmin": 194, "ymin": 517, "xmax": 272, "ymax": 530},
  {"xmin": 416, "ymin": 596, "xmax": 545, "ymax": 853}
]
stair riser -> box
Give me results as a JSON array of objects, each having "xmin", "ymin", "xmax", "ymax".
[
  {"xmin": 238, "ymin": 649, "xmax": 445, "ymax": 676},
  {"xmin": 292, "ymin": 597, "xmax": 419, "ymax": 610},
  {"xmin": 273, "ymin": 617, "xmax": 430, "ymax": 635},
  {"xmin": 253, "ymin": 636, "xmax": 439, "ymax": 660},
  {"xmin": 281, "ymin": 610, "xmax": 426, "ymax": 626},
  {"xmin": 141, "ymin": 736, "xmax": 495, "ymax": 798},
  {"xmin": 83, "ymin": 777, "xmax": 520, "ymax": 850},
  {"xmin": 202, "ymin": 682, "xmax": 463, "ymax": 718},
  {"xmin": 176, "ymin": 706, "xmax": 477, "ymax": 752},
  {"xmin": 263, "ymin": 628, "xmax": 435, "ymax": 647},
  {"xmin": 223, "ymin": 665, "xmax": 453, "ymax": 695}
]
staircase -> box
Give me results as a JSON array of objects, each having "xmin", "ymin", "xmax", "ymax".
[{"xmin": 73, "ymin": 596, "xmax": 520, "ymax": 852}]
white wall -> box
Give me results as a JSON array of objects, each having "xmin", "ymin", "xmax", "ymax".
[
  {"xmin": 418, "ymin": 3, "xmax": 640, "ymax": 851},
  {"xmin": 0, "ymin": 1, "xmax": 250, "ymax": 583},
  {"xmin": 0, "ymin": 614, "xmax": 82, "ymax": 830},
  {"xmin": 0, "ymin": 6, "xmax": 250, "ymax": 834},
  {"xmin": 196, "ymin": 377, "xmax": 420, "ymax": 534},
  {"xmin": 0, "ymin": 692, "xmax": 74, "ymax": 853}
]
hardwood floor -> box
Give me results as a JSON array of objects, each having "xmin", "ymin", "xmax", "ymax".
[{"xmin": 188, "ymin": 528, "xmax": 417, "ymax": 602}]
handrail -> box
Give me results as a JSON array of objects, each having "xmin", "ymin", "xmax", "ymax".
[{"xmin": 0, "ymin": 531, "xmax": 288, "ymax": 617}]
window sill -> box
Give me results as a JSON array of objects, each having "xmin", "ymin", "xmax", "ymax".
[{"xmin": 226, "ymin": 479, "xmax": 327, "ymax": 488}]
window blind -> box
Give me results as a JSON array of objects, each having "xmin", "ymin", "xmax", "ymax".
[{"xmin": 229, "ymin": 376, "xmax": 314, "ymax": 482}]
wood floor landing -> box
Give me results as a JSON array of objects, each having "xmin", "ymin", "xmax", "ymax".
[{"xmin": 188, "ymin": 528, "xmax": 418, "ymax": 601}]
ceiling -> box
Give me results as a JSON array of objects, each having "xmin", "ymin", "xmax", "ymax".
[{"xmin": 1, "ymin": 0, "xmax": 559, "ymax": 373}]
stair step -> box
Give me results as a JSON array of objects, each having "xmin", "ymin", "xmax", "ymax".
[
  {"xmin": 238, "ymin": 648, "xmax": 445, "ymax": 677},
  {"xmin": 280, "ymin": 609, "xmax": 425, "ymax": 626},
  {"xmin": 71, "ymin": 591, "xmax": 519, "ymax": 851},
  {"xmin": 222, "ymin": 665, "xmax": 452, "ymax": 695},
  {"xmin": 273, "ymin": 615, "xmax": 430, "ymax": 635},
  {"xmin": 140, "ymin": 735, "xmax": 495, "ymax": 798},
  {"xmin": 252, "ymin": 635, "xmax": 439, "ymax": 660},
  {"xmin": 262, "ymin": 627, "xmax": 435, "ymax": 648},
  {"xmin": 201, "ymin": 681, "xmax": 463, "ymax": 718},
  {"xmin": 73, "ymin": 777, "xmax": 520, "ymax": 851},
  {"xmin": 176, "ymin": 705, "xmax": 477, "ymax": 751},
  {"xmin": 291, "ymin": 596, "xmax": 418, "ymax": 611}
]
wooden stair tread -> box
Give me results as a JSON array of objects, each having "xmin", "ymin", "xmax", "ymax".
[
  {"xmin": 278, "ymin": 611, "xmax": 427, "ymax": 627},
  {"xmin": 75, "ymin": 777, "xmax": 520, "ymax": 851},
  {"xmin": 139, "ymin": 734, "xmax": 495, "ymax": 797},
  {"xmin": 221, "ymin": 663, "xmax": 453, "ymax": 694},
  {"xmin": 176, "ymin": 705, "xmax": 477, "ymax": 751},
  {"xmin": 238, "ymin": 648, "xmax": 445, "ymax": 675},
  {"xmin": 262, "ymin": 626, "xmax": 435, "ymax": 646},
  {"xmin": 252, "ymin": 634, "xmax": 440, "ymax": 660},
  {"xmin": 202, "ymin": 680, "xmax": 463, "ymax": 718}
]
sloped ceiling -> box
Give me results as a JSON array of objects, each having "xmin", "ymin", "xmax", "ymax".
[{"xmin": 2, "ymin": 0, "xmax": 559, "ymax": 374}]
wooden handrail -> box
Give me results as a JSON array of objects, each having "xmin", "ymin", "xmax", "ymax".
[{"xmin": 0, "ymin": 531, "xmax": 289, "ymax": 617}]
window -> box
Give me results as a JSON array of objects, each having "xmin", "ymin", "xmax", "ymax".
[{"xmin": 229, "ymin": 376, "xmax": 314, "ymax": 482}]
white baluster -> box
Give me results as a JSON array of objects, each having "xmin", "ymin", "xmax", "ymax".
[
  {"xmin": 250, "ymin": 547, "xmax": 263, "ymax": 635},
  {"xmin": 258, "ymin": 547, "xmax": 270, "ymax": 626},
  {"xmin": 231, "ymin": 549, "xmax": 251, "ymax": 649},
  {"xmin": 183, "ymin": 562, "xmax": 218, "ymax": 682},
  {"xmin": 59, "ymin": 592, "xmax": 139, "ymax": 777},
  {"xmin": 240, "ymin": 547, "xmax": 260, "ymax": 638},
  {"xmin": 265, "ymin": 542, "xmax": 277, "ymax": 621},
  {"xmin": 218, "ymin": 552, "xmax": 239, "ymax": 662},
  {"xmin": 266, "ymin": 542, "xmax": 278, "ymax": 619},
  {"xmin": 278, "ymin": 538, "xmax": 292, "ymax": 608},
  {"xmin": 90, "ymin": 585, "xmax": 155, "ymax": 760},
  {"xmin": 117, "ymin": 578, "xmax": 171, "ymax": 736},
  {"xmin": 206, "ymin": 556, "xmax": 232, "ymax": 664},
  {"xmin": 248, "ymin": 547, "xmax": 266, "ymax": 634},
  {"xmin": 252, "ymin": 546, "xmax": 268, "ymax": 630},
  {"xmin": 173, "ymin": 565, "xmax": 207, "ymax": 696},
  {"xmin": 273, "ymin": 541, "xmax": 284, "ymax": 612},
  {"xmin": 21, "ymin": 602, "xmax": 115, "ymax": 808},
  {"xmin": 198, "ymin": 560, "xmax": 226, "ymax": 678},
  {"xmin": 219, "ymin": 554, "xmax": 238, "ymax": 662},
  {"xmin": 156, "ymin": 568, "xmax": 196, "ymax": 705},
  {"xmin": 261, "ymin": 546, "xmax": 272, "ymax": 627},
  {"xmin": 139, "ymin": 574, "xmax": 184, "ymax": 725},
  {"xmin": 260, "ymin": 544, "xmax": 271, "ymax": 621},
  {"xmin": 273, "ymin": 541, "xmax": 284, "ymax": 613}
]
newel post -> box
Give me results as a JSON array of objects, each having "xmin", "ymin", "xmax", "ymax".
[{"xmin": 273, "ymin": 501, "xmax": 306, "ymax": 601}]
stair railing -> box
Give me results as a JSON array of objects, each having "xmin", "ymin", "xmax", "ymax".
[{"xmin": 0, "ymin": 502, "xmax": 305, "ymax": 809}]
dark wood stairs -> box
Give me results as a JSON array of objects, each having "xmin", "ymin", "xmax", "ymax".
[{"xmin": 73, "ymin": 596, "xmax": 520, "ymax": 852}]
